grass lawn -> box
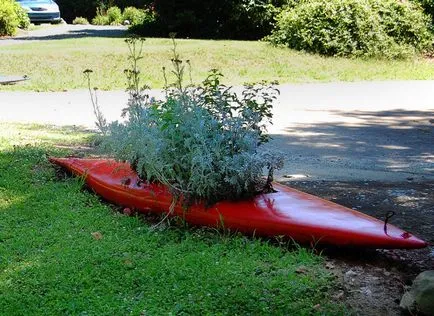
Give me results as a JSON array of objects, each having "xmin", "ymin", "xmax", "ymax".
[
  {"xmin": 0, "ymin": 123, "xmax": 345, "ymax": 315},
  {"xmin": 1, "ymin": 37, "xmax": 434, "ymax": 92}
]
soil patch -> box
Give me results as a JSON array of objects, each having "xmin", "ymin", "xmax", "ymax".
[{"xmin": 287, "ymin": 180, "xmax": 434, "ymax": 315}]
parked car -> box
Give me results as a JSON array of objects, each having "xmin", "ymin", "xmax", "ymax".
[{"xmin": 16, "ymin": 0, "xmax": 61, "ymax": 24}]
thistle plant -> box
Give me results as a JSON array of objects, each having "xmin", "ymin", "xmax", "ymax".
[
  {"xmin": 99, "ymin": 36, "xmax": 284, "ymax": 207},
  {"xmin": 83, "ymin": 69, "xmax": 107, "ymax": 135}
]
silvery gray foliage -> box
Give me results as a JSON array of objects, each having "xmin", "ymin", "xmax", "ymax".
[{"xmin": 101, "ymin": 37, "xmax": 284, "ymax": 205}]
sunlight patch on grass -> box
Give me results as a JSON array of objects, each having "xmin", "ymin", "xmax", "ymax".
[
  {"xmin": 0, "ymin": 190, "xmax": 26, "ymax": 210},
  {"xmin": 0, "ymin": 123, "xmax": 95, "ymax": 150}
]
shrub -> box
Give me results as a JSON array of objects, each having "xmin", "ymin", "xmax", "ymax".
[
  {"xmin": 92, "ymin": 6, "xmax": 124, "ymax": 25},
  {"xmin": 72, "ymin": 17, "xmax": 90, "ymax": 25},
  {"xmin": 107, "ymin": 6, "xmax": 123, "ymax": 25},
  {"xmin": 122, "ymin": 6, "xmax": 152, "ymax": 26},
  {"xmin": 14, "ymin": 2, "xmax": 30, "ymax": 29},
  {"xmin": 98, "ymin": 37, "xmax": 283, "ymax": 206},
  {"xmin": 267, "ymin": 0, "xmax": 433, "ymax": 58},
  {"xmin": 412, "ymin": 0, "xmax": 434, "ymax": 25},
  {"xmin": 55, "ymin": 0, "xmax": 152, "ymax": 23},
  {"xmin": 91, "ymin": 8, "xmax": 110, "ymax": 25},
  {"xmin": 131, "ymin": 0, "xmax": 286, "ymax": 39},
  {"xmin": 0, "ymin": 0, "xmax": 29, "ymax": 36}
]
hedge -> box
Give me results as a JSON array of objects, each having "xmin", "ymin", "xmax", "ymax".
[{"xmin": 267, "ymin": 0, "xmax": 433, "ymax": 58}]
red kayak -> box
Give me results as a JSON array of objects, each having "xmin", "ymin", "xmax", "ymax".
[{"xmin": 50, "ymin": 157, "xmax": 428, "ymax": 249}]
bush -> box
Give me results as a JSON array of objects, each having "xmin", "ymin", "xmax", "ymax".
[
  {"xmin": 91, "ymin": 8, "xmax": 110, "ymax": 25},
  {"xmin": 0, "ymin": 0, "xmax": 29, "ymax": 36},
  {"xmin": 98, "ymin": 37, "xmax": 283, "ymax": 205},
  {"xmin": 55, "ymin": 0, "xmax": 152, "ymax": 23},
  {"xmin": 72, "ymin": 17, "xmax": 90, "ymax": 25},
  {"xmin": 131, "ymin": 0, "xmax": 286, "ymax": 40},
  {"xmin": 122, "ymin": 6, "xmax": 152, "ymax": 26},
  {"xmin": 92, "ymin": 6, "xmax": 126, "ymax": 25},
  {"xmin": 14, "ymin": 2, "xmax": 30, "ymax": 29},
  {"xmin": 267, "ymin": 0, "xmax": 433, "ymax": 58},
  {"xmin": 106, "ymin": 6, "xmax": 122, "ymax": 25},
  {"xmin": 413, "ymin": 0, "xmax": 434, "ymax": 25}
]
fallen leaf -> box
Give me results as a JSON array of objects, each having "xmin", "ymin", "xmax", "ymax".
[
  {"xmin": 313, "ymin": 304, "xmax": 321, "ymax": 310},
  {"xmin": 295, "ymin": 266, "xmax": 308, "ymax": 274},
  {"xmin": 91, "ymin": 232, "xmax": 103, "ymax": 240}
]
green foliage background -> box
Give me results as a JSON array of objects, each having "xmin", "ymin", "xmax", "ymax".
[
  {"xmin": 412, "ymin": 0, "xmax": 434, "ymax": 24},
  {"xmin": 267, "ymin": 0, "xmax": 433, "ymax": 58},
  {"xmin": 55, "ymin": 0, "xmax": 152, "ymax": 23},
  {"xmin": 131, "ymin": 0, "xmax": 285, "ymax": 40},
  {"xmin": 0, "ymin": 0, "xmax": 29, "ymax": 36},
  {"xmin": 52, "ymin": 0, "xmax": 434, "ymax": 46}
]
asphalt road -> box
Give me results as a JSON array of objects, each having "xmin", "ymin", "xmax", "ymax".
[{"xmin": 1, "ymin": 81, "xmax": 433, "ymax": 183}]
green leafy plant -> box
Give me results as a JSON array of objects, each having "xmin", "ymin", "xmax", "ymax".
[
  {"xmin": 412, "ymin": 0, "xmax": 434, "ymax": 25},
  {"xmin": 14, "ymin": 1, "xmax": 30, "ymax": 29},
  {"xmin": 267, "ymin": 0, "xmax": 433, "ymax": 58},
  {"xmin": 0, "ymin": 0, "xmax": 29, "ymax": 36},
  {"xmin": 54, "ymin": 0, "xmax": 153, "ymax": 23},
  {"xmin": 92, "ymin": 5, "xmax": 134, "ymax": 25},
  {"xmin": 122, "ymin": 6, "xmax": 153, "ymax": 26},
  {"xmin": 107, "ymin": 6, "xmax": 122, "ymax": 25},
  {"xmin": 72, "ymin": 16, "xmax": 90, "ymax": 25},
  {"xmin": 99, "ymin": 36, "xmax": 283, "ymax": 208},
  {"xmin": 91, "ymin": 7, "xmax": 109, "ymax": 25}
]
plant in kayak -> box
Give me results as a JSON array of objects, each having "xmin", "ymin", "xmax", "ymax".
[{"xmin": 98, "ymin": 36, "xmax": 284, "ymax": 206}]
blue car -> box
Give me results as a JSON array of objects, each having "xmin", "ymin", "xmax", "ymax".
[{"xmin": 16, "ymin": 0, "xmax": 61, "ymax": 24}]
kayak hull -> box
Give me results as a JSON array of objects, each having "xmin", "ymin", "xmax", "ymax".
[{"xmin": 50, "ymin": 157, "xmax": 428, "ymax": 249}]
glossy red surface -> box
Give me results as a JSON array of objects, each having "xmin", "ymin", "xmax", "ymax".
[{"xmin": 50, "ymin": 157, "xmax": 428, "ymax": 249}]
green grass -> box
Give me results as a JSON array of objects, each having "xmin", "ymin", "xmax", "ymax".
[
  {"xmin": 0, "ymin": 123, "xmax": 345, "ymax": 315},
  {"xmin": 1, "ymin": 37, "xmax": 434, "ymax": 92}
]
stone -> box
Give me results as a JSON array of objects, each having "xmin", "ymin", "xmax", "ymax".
[{"xmin": 400, "ymin": 270, "xmax": 434, "ymax": 316}]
